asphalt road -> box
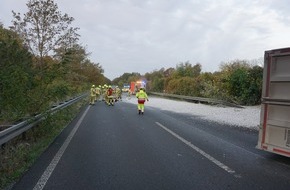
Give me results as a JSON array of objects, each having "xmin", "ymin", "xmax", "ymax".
[{"xmin": 11, "ymin": 99, "xmax": 290, "ymax": 190}]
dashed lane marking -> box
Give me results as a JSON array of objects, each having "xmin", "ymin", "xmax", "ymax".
[{"xmin": 155, "ymin": 122, "xmax": 240, "ymax": 178}]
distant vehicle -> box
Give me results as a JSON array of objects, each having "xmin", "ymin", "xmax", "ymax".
[
  {"xmin": 122, "ymin": 84, "xmax": 130, "ymax": 92},
  {"xmin": 130, "ymin": 80, "xmax": 146, "ymax": 94},
  {"xmin": 256, "ymin": 47, "xmax": 290, "ymax": 157}
]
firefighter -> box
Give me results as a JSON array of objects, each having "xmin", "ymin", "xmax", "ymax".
[
  {"xmin": 90, "ymin": 85, "xmax": 96, "ymax": 105},
  {"xmin": 101, "ymin": 85, "xmax": 106, "ymax": 101},
  {"xmin": 103, "ymin": 84, "xmax": 109, "ymax": 103},
  {"xmin": 136, "ymin": 87, "xmax": 149, "ymax": 114},
  {"xmin": 127, "ymin": 88, "xmax": 132, "ymax": 99},
  {"xmin": 106, "ymin": 85, "xmax": 114, "ymax": 106},
  {"xmin": 95, "ymin": 85, "xmax": 101, "ymax": 101},
  {"xmin": 116, "ymin": 86, "xmax": 122, "ymax": 101}
]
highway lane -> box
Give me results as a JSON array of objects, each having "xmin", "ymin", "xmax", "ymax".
[{"xmin": 11, "ymin": 99, "xmax": 290, "ymax": 190}]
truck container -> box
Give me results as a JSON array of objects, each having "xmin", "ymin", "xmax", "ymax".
[{"xmin": 256, "ymin": 47, "xmax": 290, "ymax": 157}]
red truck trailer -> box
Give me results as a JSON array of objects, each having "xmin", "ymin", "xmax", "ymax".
[{"xmin": 256, "ymin": 47, "xmax": 290, "ymax": 157}]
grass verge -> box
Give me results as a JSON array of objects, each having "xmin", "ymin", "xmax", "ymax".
[{"xmin": 0, "ymin": 99, "xmax": 87, "ymax": 190}]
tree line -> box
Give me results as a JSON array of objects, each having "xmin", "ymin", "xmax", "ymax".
[
  {"xmin": 113, "ymin": 60, "xmax": 263, "ymax": 106},
  {"xmin": 0, "ymin": 0, "xmax": 108, "ymax": 124}
]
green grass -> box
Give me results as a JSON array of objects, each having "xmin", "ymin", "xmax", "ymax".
[{"xmin": 0, "ymin": 99, "xmax": 87, "ymax": 190}]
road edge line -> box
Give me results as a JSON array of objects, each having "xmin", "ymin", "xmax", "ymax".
[{"xmin": 33, "ymin": 106, "xmax": 90, "ymax": 190}]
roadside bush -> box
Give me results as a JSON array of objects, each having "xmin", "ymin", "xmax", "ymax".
[
  {"xmin": 0, "ymin": 100, "xmax": 86, "ymax": 190},
  {"xmin": 166, "ymin": 77, "xmax": 201, "ymax": 96},
  {"xmin": 151, "ymin": 77, "xmax": 165, "ymax": 92},
  {"xmin": 227, "ymin": 66, "xmax": 263, "ymax": 105},
  {"xmin": 0, "ymin": 26, "xmax": 34, "ymax": 123}
]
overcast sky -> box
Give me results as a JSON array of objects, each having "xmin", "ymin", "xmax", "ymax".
[{"xmin": 1, "ymin": 0, "xmax": 290, "ymax": 80}]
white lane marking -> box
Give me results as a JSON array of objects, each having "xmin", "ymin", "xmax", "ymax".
[
  {"xmin": 155, "ymin": 122, "xmax": 239, "ymax": 177},
  {"xmin": 33, "ymin": 106, "xmax": 90, "ymax": 190}
]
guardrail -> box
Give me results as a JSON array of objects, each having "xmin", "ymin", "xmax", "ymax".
[
  {"xmin": 149, "ymin": 92, "xmax": 244, "ymax": 108},
  {"xmin": 0, "ymin": 94, "xmax": 87, "ymax": 146}
]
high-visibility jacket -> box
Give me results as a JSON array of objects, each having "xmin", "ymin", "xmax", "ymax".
[
  {"xmin": 95, "ymin": 87, "xmax": 101, "ymax": 95},
  {"xmin": 136, "ymin": 90, "xmax": 148, "ymax": 104},
  {"xmin": 90, "ymin": 87, "xmax": 96, "ymax": 96}
]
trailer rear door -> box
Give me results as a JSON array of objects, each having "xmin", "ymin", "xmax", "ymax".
[{"xmin": 257, "ymin": 47, "xmax": 290, "ymax": 157}]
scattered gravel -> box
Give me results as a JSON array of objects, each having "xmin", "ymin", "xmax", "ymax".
[{"xmin": 124, "ymin": 96, "xmax": 260, "ymax": 130}]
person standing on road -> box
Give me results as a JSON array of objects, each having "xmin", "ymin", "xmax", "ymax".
[
  {"xmin": 106, "ymin": 85, "xmax": 114, "ymax": 106},
  {"xmin": 136, "ymin": 87, "xmax": 149, "ymax": 114},
  {"xmin": 116, "ymin": 86, "xmax": 122, "ymax": 101},
  {"xmin": 103, "ymin": 84, "xmax": 109, "ymax": 104},
  {"xmin": 95, "ymin": 85, "xmax": 101, "ymax": 102},
  {"xmin": 127, "ymin": 88, "xmax": 132, "ymax": 99},
  {"xmin": 90, "ymin": 85, "xmax": 96, "ymax": 105}
]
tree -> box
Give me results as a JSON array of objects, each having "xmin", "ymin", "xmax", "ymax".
[
  {"xmin": 173, "ymin": 61, "xmax": 201, "ymax": 78},
  {"xmin": 229, "ymin": 66, "xmax": 263, "ymax": 105},
  {"xmin": 220, "ymin": 60, "xmax": 263, "ymax": 105},
  {"xmin": 219, "ymin": 59, "xmax": 250, "ymax": 73},
  {"xmin": 192, "ymin": 63, "xmax": 202, "ymax": 77},
  {"xmin": 166, "ymin": 77, "xmax": 201, "ymax": 96},
  {"xmin": 0, "ymin": 25, "xmax": 33, "ymax": 122},
  {"xmin": 112, "ymin": 72, "xmax": 141, "ymax": 87},
  {"xmin": 10, "ymin": 0, "xmax": 79, "ymax": 68}
]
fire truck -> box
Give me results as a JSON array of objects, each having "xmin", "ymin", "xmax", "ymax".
[{"xmin": 130, "ymin": 80, "xmax": 146, "ymax": 95}]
